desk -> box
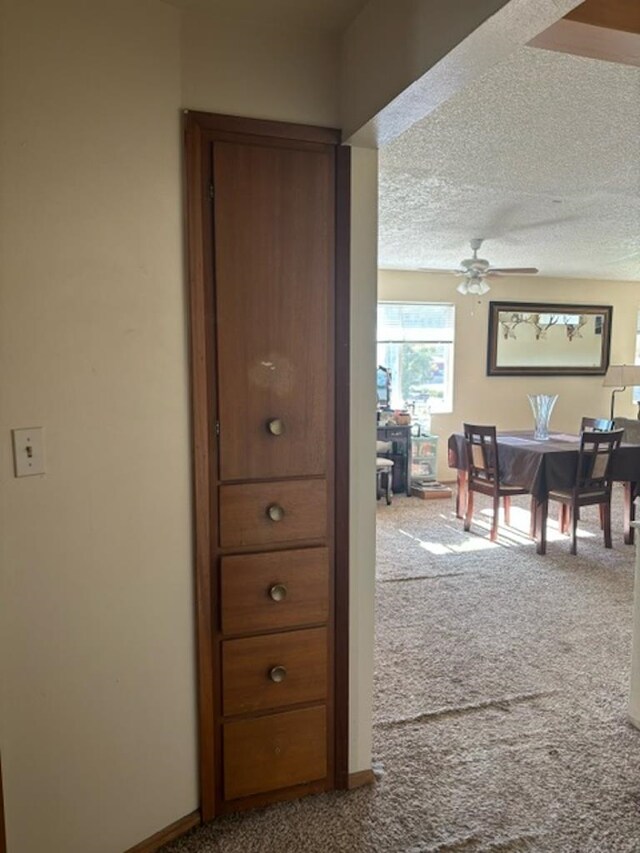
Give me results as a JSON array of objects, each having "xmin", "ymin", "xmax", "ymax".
[{"xmin": 448, "ymin": 431, "xmax": 640, "ymax": 554}]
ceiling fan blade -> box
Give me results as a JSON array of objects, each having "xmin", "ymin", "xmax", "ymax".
[
  {"xmin": 486, "ymin": 267, "xmax": 539, "ymax": 275},
  {"xmin": 417, "ymin": 267, "xmax": 462, "ymax": 274}
]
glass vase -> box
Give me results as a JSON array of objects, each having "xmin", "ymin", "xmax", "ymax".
[{"xmin": 528, "ymin": 393, "xmax": 558, "ymax": 441}]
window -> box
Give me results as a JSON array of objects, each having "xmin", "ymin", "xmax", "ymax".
[{"xmin": 377, "ymin": 302, "xmax": 455, "ymax": 415}]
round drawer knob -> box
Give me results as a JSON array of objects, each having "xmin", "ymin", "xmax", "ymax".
[
  {"xmin": 267, "ymin": 503, "xmax": 285, "ymax": 522},
  {"xmin": 267, "ymin": 418, "xmax": 284, "ymax": 436},
  {"xmin": 269, "ymin": 665, "xmax": 287, "ymax": 683},
  {"xmin": 269, "ymin": 583, "xmax": 288, "ymax": 602}
]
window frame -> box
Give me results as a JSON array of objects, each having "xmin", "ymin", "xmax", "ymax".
[{"xmin": 376, "ymin": 300, "xmax": 455, "ymax": 415}]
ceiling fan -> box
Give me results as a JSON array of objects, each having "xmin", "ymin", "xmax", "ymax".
[{"xmin": 432, "ymin": 238, "xmax": 539, "ymax": 295}]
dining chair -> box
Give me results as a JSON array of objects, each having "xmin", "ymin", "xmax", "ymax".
[
  {"xmin": 548, "ymin": 429, "xmax": 623, "ymax": 555},
  {"xmin": 570, "ymin": 418, "xmax": 612, "ymax": 531},
  {"xmin": 462, "ymin": 424, "xmax": 529, "ymax": 541},
  {"xmin": 580, "ymin": 417, "xmax": 613, "ymax": 432},
  {"xmin": 376, "ymin": 440, "xmax": 394, "ymax": 505},
  {"xmin": 612, "ymin": 417, "xmax": 640, "ymax": 545}
]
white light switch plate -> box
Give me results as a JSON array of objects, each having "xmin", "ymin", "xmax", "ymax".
[{"xmin": 12, "ymin": 427, "xmax": 45, "ymax": 477}]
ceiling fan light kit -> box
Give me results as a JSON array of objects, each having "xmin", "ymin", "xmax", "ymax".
[
  {"xmin": 456, "ymin": 278, "xmax": 490, "ymax": 296},
  {"xmin": 444, "ymin": 238, "xmax": 539, "ymax": 295}
]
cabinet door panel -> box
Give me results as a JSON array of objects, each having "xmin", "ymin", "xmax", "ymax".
[{"xmin": 214, "ymin": 142, "xmax": 333, "ymax": 482}]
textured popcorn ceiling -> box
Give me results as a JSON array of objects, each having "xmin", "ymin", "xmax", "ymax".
[
  {"xmin": 379, "ymin": 47, "xmax": 640, "ymax": 281},
  {"xmin": 164, "ymin": 0, "xmax": 368, "ymax": 31}
]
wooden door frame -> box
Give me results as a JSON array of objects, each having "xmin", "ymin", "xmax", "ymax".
[{"xmin": 183, "ymin": 111, "xmax": 351, "ymax": 820}]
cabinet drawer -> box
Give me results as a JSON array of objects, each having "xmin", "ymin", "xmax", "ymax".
[
  {"xmin": 223, "ymin": 705, "xmax": 327, "ymax": 800},
  {"xmin": 219, "ymin": 479, "xmax": 327, "ymax": 548},
  {"xmin": 220, "ymin": 548, "xmax": 329, "ymax": 635},
  {"xmin": 222, "ymin": 627, "xmax": 327, "ymax": 716}
]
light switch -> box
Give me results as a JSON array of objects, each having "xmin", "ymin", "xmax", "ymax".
[{"xmin": 12, "ymin": 427, "xmax": 45, "ymax": 477}]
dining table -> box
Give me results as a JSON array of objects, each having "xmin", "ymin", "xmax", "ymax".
[{"xmin": 448, "ymin": 430, "xmax": 640, "ymax": 555}]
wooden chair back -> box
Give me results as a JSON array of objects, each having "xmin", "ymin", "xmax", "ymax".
[
  {"xmin": 580, "ymin": 417, "xmax": 612, "ymax": 432},
  {"xmin": 463, "ymin": 424, "xmax": 498, "ymax": 486},
  {"xmin": 576, "ymin": 429, "xmax": 623, "ymax": 492}
]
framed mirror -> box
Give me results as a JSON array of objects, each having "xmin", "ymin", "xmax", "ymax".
[{"xmin": 487, "ymin": 301, "xmax": 612, "ymax": 376}]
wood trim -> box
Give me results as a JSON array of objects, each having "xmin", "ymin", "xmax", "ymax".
[
  {"xmin": 565, "ymin": 0, "xmax": 640, "ymax": 35},
  {"xmin": 347, "ymin": 769, "xmax": 376, "ymax": 790},
  {"xmin": 123, "ymin": 811, "xmax": 201, "ymax": 853},
  {"xmin": 184, "ymin": 112, "xmax": 216, "ymax": 820},
  {"xmin": 185, "ymin": 110, "xmax": 340, "ymax": 146},
  {"xmin": 528, "ymin": 17, "xmax": 640, "ymax": 66},
  {"xmin": 334, "ymin": 144, "xmax": 351, "ymax": 790}
]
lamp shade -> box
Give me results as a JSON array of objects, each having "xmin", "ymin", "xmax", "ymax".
[{"xmin": 603, "ymin": 364, "xmax": 640, "ymax": 387}]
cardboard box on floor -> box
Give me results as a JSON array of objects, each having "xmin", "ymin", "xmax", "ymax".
[{"xmin": 411, "ymin": 481, "xmax": 452, "ymax": 500}]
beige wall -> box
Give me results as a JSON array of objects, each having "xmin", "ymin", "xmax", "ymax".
[
  {"xmin": 0, "ymin": 1, "xmax": 366, "ymax": 851},
  {"xmin": 348, "ymin": 148, "xmax": 378, "ymax": 772},
  {"xmin": 181, "ymin": 8, "xmax": 340, "ymax": 127},
  {"xmin": 0, "ymin": 2, "xmax": 197, "ymax": 852},
  {"xmin": 379, "ymin": 270, "xmax": 640, "ymax": 481}
]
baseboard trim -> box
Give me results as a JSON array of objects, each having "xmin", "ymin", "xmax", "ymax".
[
  {"xmin": 122, "ymin": 771, "xmax": 373, "ymax": 850},
  {"xmin": 347, "ymin": 769, "xmax": 375, "ymax": 790},
  {"xmin": 123, "ymin": 811, "xmax": 201, "ymax": 853}
]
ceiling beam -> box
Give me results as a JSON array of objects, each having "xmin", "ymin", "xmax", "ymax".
[
  {"xmin": 341, "ymin": 0, "xmax": 583, "ymax": 147},
  {"xmin": 564, "ymin": 0, "xmax": 640, "ymax": 35},
  {"xmin": 528, "ymin": 16, "xmax": 640, "ymax": 67}
]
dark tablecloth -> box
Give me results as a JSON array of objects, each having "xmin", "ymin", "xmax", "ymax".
[{"xmin": 448, "ymin": 431, "xmax": 640, "ymax": 501}]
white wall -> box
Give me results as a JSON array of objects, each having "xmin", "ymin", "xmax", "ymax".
[{"xmin": 378, "ymin": 270, "xmax": 640, "ymax": 480}]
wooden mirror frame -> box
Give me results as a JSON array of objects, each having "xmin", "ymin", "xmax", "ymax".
[{"xmin": 487, "ymin": 301, "xmax": 613, "ymax": 376}]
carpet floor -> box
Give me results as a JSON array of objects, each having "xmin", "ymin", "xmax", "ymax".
[{"xmin": 163, "ymin": 486, "xmax": 640, "ymax": 853}]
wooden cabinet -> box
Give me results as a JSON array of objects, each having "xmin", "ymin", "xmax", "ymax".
[{"xmin": 185, "ymin": 112, "xmax": 348, "ymax": 818}]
